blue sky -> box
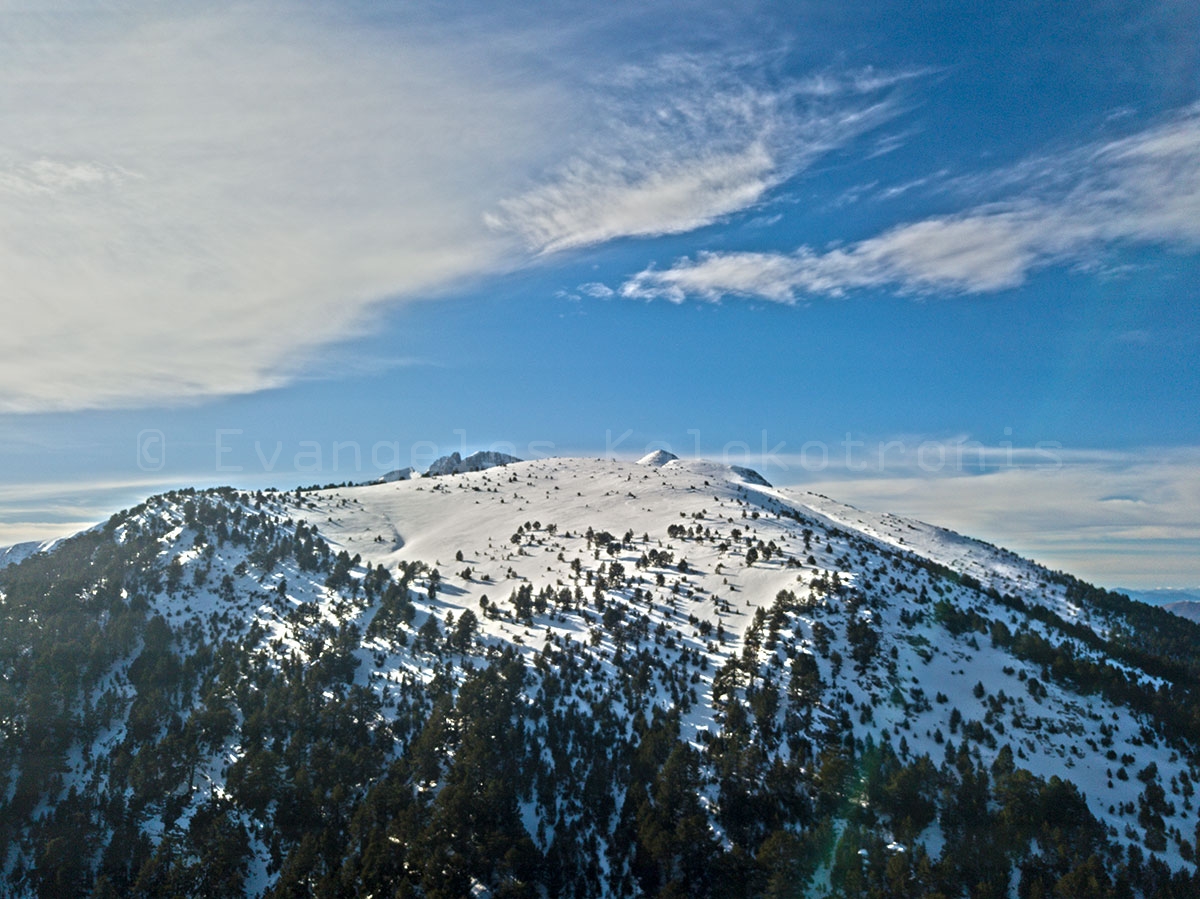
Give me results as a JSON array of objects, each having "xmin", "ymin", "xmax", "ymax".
[{"xmin": 2, "ymin": 0, "xmax": 1198, "ymax": 588}]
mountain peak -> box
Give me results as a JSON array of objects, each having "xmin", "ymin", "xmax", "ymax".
[
  {"xmin": 425, "ymin": 449, "xmax": 521, "ymax": 476},
  {"xmin": 637, "ymin": 448, "xmax": 679, "ymax": 467}
]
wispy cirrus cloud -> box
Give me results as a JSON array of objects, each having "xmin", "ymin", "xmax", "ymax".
[
  {"xmin": 487, "ymin": 56, "xmax": 910, "ymax": 253},
  {"xmin": 793, "ymin": 66, "xmax": 937, "ymax": 98},
  {"xmin": 488, "ymin": 141, "xmax": 779, "ymax": 254},
  {"xmin": 620, "ymin": 105, "xmax": 1200, "ymax": 302}
]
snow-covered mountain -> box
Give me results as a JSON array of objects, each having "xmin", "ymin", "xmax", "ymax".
[{"xmin": 1, "ymin": 456, "xmax": 1197, "ymax": 898}]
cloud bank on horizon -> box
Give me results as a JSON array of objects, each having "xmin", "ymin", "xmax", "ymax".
[{"xmin": 796, "ymin": 443, "xmax": 1200, "ymax": 589}]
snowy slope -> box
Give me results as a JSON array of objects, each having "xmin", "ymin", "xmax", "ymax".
[{"xmin": 0, "ymin": 536, "xmax": 66, "ymax": 568}]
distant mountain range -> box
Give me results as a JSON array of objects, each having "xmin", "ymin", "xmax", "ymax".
[
  {"xmin": 1117, "ymin": 587, "xmax": 1200, "ymax": 623},
  {"xmin": 1164, "ymin": 601, "xmax": 1200, "ymax": 623}
]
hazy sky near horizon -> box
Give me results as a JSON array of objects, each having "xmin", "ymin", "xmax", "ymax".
[{"xmin": 2, "ymin": 0, "xmax": 1198, "ymax": 587}]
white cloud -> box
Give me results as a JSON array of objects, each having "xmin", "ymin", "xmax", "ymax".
[
  {"xmin": 489, "ymin": 56, "xmax": 906, "ymax": 252},
  {"xmin": 578, "ymin": 283, "xmax": 615, "ymax": 299},
  {"xmin": 621, "ymin": 106, "xmax": 1200, "ymax": 302},
  {"xmin": 794, "ymin": 66, "xmax": 936, "ymax": 97},
  {"xmin": 0, "ymin": 3, "xmax": 579, "ymax": 412},
  {"xmin": 0, "ymin": 5, "xmax": 921, "ymax": 412},
  {"xmin": 489, "ymin": 141, "xmax": 778, "ymax": 253}
]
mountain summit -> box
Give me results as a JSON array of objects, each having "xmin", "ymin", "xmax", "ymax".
[
  {"xmin": 424, "ymin": 449, "xmax": 521, "ymax": 476},
  {"xmin": 0, "ymin": 456, "xmax": 1196, "ymax": 897},
  {"xmin": 637, "ymin": 448, "xmax": 679, "ymax": 467}
]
